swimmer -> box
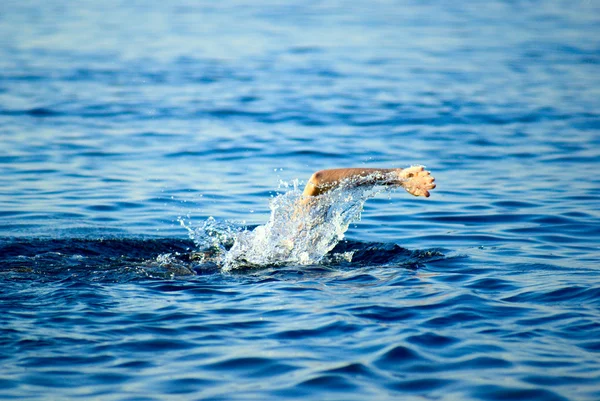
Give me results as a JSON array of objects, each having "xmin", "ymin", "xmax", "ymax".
[
  {"xmin": 301, "ymin": 165, "xmax": 435, "ymax": 200},
  {"xmin": 192, "ymin": 165, "xmax": 435, "ymax": 265},
  {"xmin": 294, "ymin": 165, "xmax": 435, "ymax": 223}
]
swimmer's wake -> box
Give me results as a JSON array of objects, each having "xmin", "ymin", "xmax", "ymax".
[
  {"xmin": 1, "ymin": 166, "xmax": 440, "ymax": 279},
  {"xmin": 181, "ymin": 166, "xmax": 437, "ymax": 271}
]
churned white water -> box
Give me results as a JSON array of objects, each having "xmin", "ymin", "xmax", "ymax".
[{"xmin": 180, "ymin": 174, "xmax": 399, "ymax": 270}]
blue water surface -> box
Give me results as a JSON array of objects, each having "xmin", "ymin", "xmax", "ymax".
[{"xmin": 1, "ymin": 1, "xmax": 600, "ymax": 400}]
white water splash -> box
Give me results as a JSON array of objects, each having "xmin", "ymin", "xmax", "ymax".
[
  {"xmin": 178, "ymin": 215, "xmax": 242, "ymax": 254},
  {"xmin": 184, "ymin": 175, "xmax": 397, "ymax": 271}
]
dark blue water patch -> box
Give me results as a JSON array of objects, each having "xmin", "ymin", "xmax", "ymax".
[
  {"xmin": 165, "ymin": 145, "xmax": 264, "ymax": 159},
  {"xmin": 387, "ymin": 378, "xmax": 455, "ymax": 392},
  {"xmin": 203, "ymin": 357, "xmax": 298, "ymax": 377},
  {"xmin": 0, "ymin": 107, "xmax": 62, "ymax": 117},
  {"xmin": 531, "ymin": 215, "xmax": 584, "ymax": 225},
  {"xmin": 521, "ymin": 358, "xmax": 580, "ymax": 369},
  {"xmin": 522, "ymin": 373, "xmax": 600, "ymax": 387},
  {"xmin": 77, "ymin": 150, "xmax": 130, "ymax": 158},
  {"xmin": 424, "ymin": 212, "xmax": 534, "ymax": 225},
  {"xmin": 330, "ymin": 240, "xmax": 446, "ymax": 268},
  {"xmin": 103, "ymin": 339, "xmax": 196, "ymax": 353},
  {"xmin": 572, "ymin": 116, "xmax": 600, "ymax": 130},
  {"xmin": 577, "ymin": 341, "xmax": 600, "ymax": 352},
  {"xmin": 85, "ymin": 204, "xmax": 122, "ymax": 212},
  {"xmin": 331, "ymin": 272, "xmax": 379, "ymax": 284},
  {"xmin": 502, "ymin": 286, "xmax": 600, "ymax": 306},
  {"xmin": 21, "ymin": 370, "xmax": 131, "ymax": 390},
  {"xmin": 322, "ymin": 362, "xmax": 375, "ymax": 377},
  {"xmin": 350, "ymin": 305, "xmax": 417, "ymax": 323},
  {"xmin": 296, "ymin": 375, "xmax": 358, "ymax": 392},
  {"xmin": 21, "ymin": 371, "xmax": 83, "ymax": 389},
  {"xmin": 0, "ymin": 237, "xmax": 190, "ymax": 259},
  {"xmin": 454, "ymin": 356, "xmax": 513, "ymax": 370},
  {"xmin": 515, "ymin": 312, "xmax": 584, "ymax": 327},
  {"xmin": 280, "ymin": 149, "xmax": 346, "ymax": 159},
  {"xmin": 0, "ymin": 379, "xmax": 18, "ymax": 391},
  {"xmin": 425, "ymin": 311, "xmax": 485, "ymax": 328},
  {"xmin": 542, "ymin": 154, "xmax": 600, "ymax": 164},
  {"xmin": 0, "ymin": 237, "xmax": 198, "ymax": 283},
  {"xmin": 264, "ymin": 112, "xmax": 330, "ymax": 127},
  {"xmin": 471, "ymin": 384, "xmax": 569, "ymax": 401},
  {"xmin": 19, "ymin": 354, "xmax": 115, "ymax": 369},
  {"xmin": 64, "ymin": 67, "xmax": 121, "ymax": 83},
  {"xmin": 465, "ymin": 277, "xmax": 519, "ymax": 292},
  {"xmin": 274, "ymin": 321, "xmax": 360, "ymax": 340},
  {"xmin": 557, "ymin": 319, "xmax": 600, "ymax": 341},
  {"xmin": 406, "ymin": 332, "xmax": 460, "ymax": 348},
  {"xmin": 151, "ymin": 377, "xmax": 220, "ymax": 395},
  {"xmin": 0, "ymin": 73, "xmax": 47, "ymax": 82},
  {"xmin": 202, "ymin": 108, "xmax": 271, "ymax": 119},
  {"xmin": 492, "ymin": 200, "xmax": 542, "ymax": 209},
  {"xmin": 13, "ymin": 168, "xmax": 59, "ymax": 175}
]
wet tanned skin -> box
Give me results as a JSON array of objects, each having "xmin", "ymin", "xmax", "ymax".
[{"xmin": 302, "ymin": 166, "xmax": 436, "ymax": 199}]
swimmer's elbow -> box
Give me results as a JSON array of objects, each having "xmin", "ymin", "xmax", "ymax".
[
  {"xmin": 303, "ymin": 171, "xmax": 325, "ymax": 197},
  {"xmin": 310, "ymin": 170, "xmax": 324, "ymax": 185}
]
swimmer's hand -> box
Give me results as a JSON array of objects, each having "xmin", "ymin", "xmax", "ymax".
[{"xmin": 396, "ymin": 166, "xmax": 436, "ymax": 198}]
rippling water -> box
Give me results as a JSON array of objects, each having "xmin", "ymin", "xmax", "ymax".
[{"xmin": 2, "ymin": 1, "xmax": 600, "ymax": 400}]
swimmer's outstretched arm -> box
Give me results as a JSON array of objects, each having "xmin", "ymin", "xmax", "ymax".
[{"xmin": 302, "ymin": 166, "xmax": 436, "ymax": 198}]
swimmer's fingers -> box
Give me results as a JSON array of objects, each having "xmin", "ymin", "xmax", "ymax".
[
  {"xmin": 400, "ymin": 167, "xmax": 436, "ymax": 197},
  {"xmin": 418, "ymin": 187, "xmax": 431, "ymax": 197},
  {"xmin": 426, "ymin": 175, "xmax": 436, "ymax": 187},
  {"xmin": 421, "ymin": 175, "xmax": 436, "ymax": 197},
  {"xmin": 398, "ymin": 165, "xmax": 425, "ymax": 179}
]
